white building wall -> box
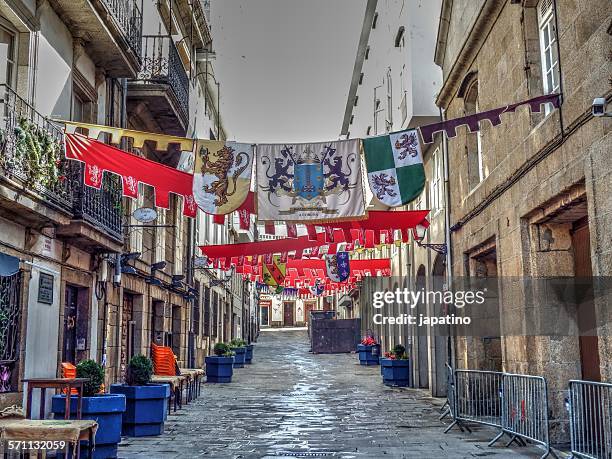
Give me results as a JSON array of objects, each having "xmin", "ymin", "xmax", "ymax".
[
  {"xmin": 349, "ymin": 0, "xmax": 442, "ymax": 139},
  {"xmin": 34, "ymin": 1, "xmax": 72, "ymax": 119}
]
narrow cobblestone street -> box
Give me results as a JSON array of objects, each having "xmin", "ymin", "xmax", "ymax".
[{"xmin": 118, "ymin": 329, "xmax": 544, "ymax": 458}]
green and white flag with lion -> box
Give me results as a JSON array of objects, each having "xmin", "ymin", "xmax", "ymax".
[{"xmin": 362, "ymin": 129, "xmax": 426, "ymax": 207}]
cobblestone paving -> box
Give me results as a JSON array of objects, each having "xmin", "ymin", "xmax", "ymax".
[{"xmin": 118, "ymin": 329, "xmax": 545, "ymax": 458}]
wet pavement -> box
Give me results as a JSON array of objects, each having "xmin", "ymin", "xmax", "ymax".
[{"xmin": 118, "ymin": 328, "xmax": 544, "ymax": 458}]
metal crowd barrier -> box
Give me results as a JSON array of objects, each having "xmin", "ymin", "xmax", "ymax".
[
  {"xmin": 439, "ymin": 363, "xmax": 454, "ymax": 421},
  {"xmin": 444, "ymin": 369, "xmax": 503, "ymax": 434},
  {"xmin": 444, "ymin": 369, "xmax": 558, "ymax": 458},
  {"xmin": 567, "ymin": 380, "xmax": 612, "ymax": 459},
  {"xmin": 490, "ymin": 373, "xmax": 557, "ymax": 459}
]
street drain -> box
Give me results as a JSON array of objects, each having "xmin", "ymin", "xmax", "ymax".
[{"xmin": 275, "ymin": 452, "xmax": 335, "ymax": 457}]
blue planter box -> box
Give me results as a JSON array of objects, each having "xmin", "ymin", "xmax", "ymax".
[
  {"xmin": 381, "ymin": 358, "xmax": 410, "ymax": 387},
  {"xmin": 245, "ymin": 344, "xmax": 254, "ymax": 364},
  {"xmin": 380, "ymin": 357, "xmax": 384, "ymax": 375},
  {"xmin": 110, "ymin": 383, "xmax": 170, "ymax": 437},
  {"xmin": 206, "ymin": 356, "xmax": 234, "ymax": 383},
  {"xmin": 357, "ymin": 344, "xmax": 380, "ymax": 366},
  {"xmin": 233, "ymin": 347, "xmax": 247, "ymax": 368},
  {"xmin": 52, "ymin": 393, "xmax": 125, "ymax": 459}
]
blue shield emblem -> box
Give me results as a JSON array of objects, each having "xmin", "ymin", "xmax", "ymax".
[{"xmin": 294, "ymin": 162, "xmax": 324, "ymax": 200}]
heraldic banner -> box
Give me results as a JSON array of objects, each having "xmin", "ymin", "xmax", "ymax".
[
  {"xmin": 193, "ymin": 140, "xmax": 254, "ymax": 215},
  {"xmin": 256, "ymin": 139, "xmax": 365, "ymax": 222},
  {"xmin": 363, "ymin": 129, "xmax": 425, "ymax": 207},
  {"xmin": 262, "ymin": 255, "xmax": 286, "ymax": 292},
  {"xmin": 325, "ymin": 251, "xmax": 350, "ymax": 283}
]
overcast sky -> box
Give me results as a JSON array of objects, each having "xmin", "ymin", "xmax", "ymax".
[{"xmin": 209, "ymin": 0, "xmax": 366, "ymax": 144}]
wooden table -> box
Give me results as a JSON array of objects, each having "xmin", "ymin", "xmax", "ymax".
[
  {"xmin": 151, "ymin": 375, "xmax": 186, "ymax": 412},
  {"xmin": 180, "ymin": 369, "xmax": 205, "ymax": 400},
  {"xmin": 22, "ymin": 378, "xmax": 88, "ymax": 420}
]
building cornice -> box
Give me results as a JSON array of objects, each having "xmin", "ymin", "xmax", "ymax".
[
  {"xmin": 435, "ymin": 0, "xmax": 506, "ymax": 109},
  {"xmin": 340, "ymin": 0, "xmax": 378, "ymax": 136},
  {"xmin": 433, "ymin": 0, "xmax": 452, "ymax": 67}
]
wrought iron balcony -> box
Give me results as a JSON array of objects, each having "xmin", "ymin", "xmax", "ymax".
[
  {"xmin": 128, "ymin": 35, "xmax": 190, "ymax": 135},
  {"xmin": 71, "ymin": 166, "xmax": 124, "ymax": 242},
  {"xmin": 0, "ymin": 84, "xmax": 75, "ymax": 213},
  {"xmin": 103, "ymin": 0, "xmax": 143, "ymax": 58}
]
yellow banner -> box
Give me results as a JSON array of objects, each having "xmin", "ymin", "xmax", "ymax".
[{"xmin": 59, "ymin": 120, "xmax": 194, "ymax": 152}]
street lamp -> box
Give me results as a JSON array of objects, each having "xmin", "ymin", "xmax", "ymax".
[{"xmin": 413, "ymin": 224, "xmax": 448, "ymax": 255}]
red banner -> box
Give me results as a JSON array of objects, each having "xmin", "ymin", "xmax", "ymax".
[{"xmin": 65, "ymin": 133, "xmax": 197, "ymax": 217}]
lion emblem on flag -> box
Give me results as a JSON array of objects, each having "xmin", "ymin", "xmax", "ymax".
[
  {"xmin": 199, "ymin": 145, "xmax": 249, "ymax": 206},
  {"xmin": 371, "ymin": 173, "xmax": 397, "ymax": 200},
  {"xmin": 395, "ymin": 132, "xmax": 419, "ymax": 160}
]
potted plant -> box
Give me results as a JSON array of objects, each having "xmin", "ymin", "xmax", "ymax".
[
  {"xmin": 245, "ymin": 342, "xmax": 254, "ymax": 364},
  {"xmin": 110, "ymin": 355, "xmax": 170, "ymax": 437},
  {"xmin": 357, "ymin": 335, "xmax": 381, "ymax": 366},
  {"xmin": 380, "ymin": 344, "xmax": 410, "ymax": 387},
  {"xmin": 205, "ymin": 343, "xmax": 235, "ymax": 383},
  {"xmin": 229, "ymin": 339, "xmax": 247, "ymax": 368},
  {"xmin": 52, "ymin": 359, "xmax": 126, "ymax": 459}
]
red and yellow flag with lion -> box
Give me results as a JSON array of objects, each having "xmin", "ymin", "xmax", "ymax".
[{"xmin": 192, "ymin": 140, "xmax": 254, "ymax": 215}]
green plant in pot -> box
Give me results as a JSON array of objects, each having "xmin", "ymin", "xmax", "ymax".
[
  {"xmin": 214, "ymin": 342, "xmax": 234, "ymax": 357},
  {"xmin": 229, "ymin": 339, "xmax": 248, "ymax": 368},
  {"xmin": 126, "ymin": 355, "xmax": 153, "ymax": 386},
  {"xmin": 206, "ymin": 342, "xmax": 235, "ymax": 383},
  {"xmin": 52, "ymin": 360, "xmax": 126, "ymax": 458},
  {"xmin": 381, "ymin": 344, "xmax": 411, "ymax": 388},
  {"xmin": 110, "ymin": 355, "xmax": 170, "ymax": 437}
]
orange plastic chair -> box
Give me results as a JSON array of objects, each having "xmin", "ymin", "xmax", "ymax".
[
  {"xmin": 61, "ymin": 363, "xmax": 78, "ymax": 395},
  {"xmin": 151, "ymin": 343, "xmax": 178, "ymax": 376}
]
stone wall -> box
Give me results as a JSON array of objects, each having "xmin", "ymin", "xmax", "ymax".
[{"xmin": 437, "ymin": 0, "xmax": 611, "ymax": 443}]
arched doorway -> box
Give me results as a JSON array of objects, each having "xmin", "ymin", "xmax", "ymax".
[
  {"xmin": 431, "ymin": 254, "xmax": 448, "ymax": 397},
  {"xmin": 415, "ymin": 265, "xmax": 428, "ymax": 388}
]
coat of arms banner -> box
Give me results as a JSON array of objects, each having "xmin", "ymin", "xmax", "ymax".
[
  {"xmin": 192, "ymin": 140, "xmax": 254, "ymax": 215},
  {"xmin": 256, "ymin": 139, "xmax": 365, "ymax": 222}
]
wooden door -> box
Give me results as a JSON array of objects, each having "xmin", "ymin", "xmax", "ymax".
[
  {"xmin": 572, "ymin": 221, "xmax": 600, "ymax": 381},
  {"xmin": 62, "ymin": 286, "xmax": 78, "ymax": 364},
  {"xmin": 283, "ymin": 302, "xmax": 294, "ymax": 327}
]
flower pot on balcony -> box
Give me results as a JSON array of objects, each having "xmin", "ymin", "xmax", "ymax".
[
  {"xmin": 357, "ymin": 344, "xmax": 380, "ymax": 365},
  {"xmin": 205, "ymin": 356, "xmax": 234, "ymax": 383},
  {"xmin": 51, "ymin": 393, "xmax": 125, "ymax": 459},
  {"xmin": 381, "ymin": 358, "xmax": 410, "ymax": 387},
  {"xmin": 110, "ymin": 383, "xmax": 170, "ymax": 437},
  {"xmin": 232, "ymin": 347, "xmax": 247, "ymax": 368},
  {"xmin": 245, "ymin": 344, "xmax": 254, "ymax": 364}
]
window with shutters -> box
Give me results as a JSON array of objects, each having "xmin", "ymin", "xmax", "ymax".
[{"xmin": 538, "ymin": 0, "xmax": 560, "ymax": 114}]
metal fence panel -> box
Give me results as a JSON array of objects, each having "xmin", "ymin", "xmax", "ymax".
[
  {"xmin": 568, "ymin": 380, "xmax": 612, "ymax": 459},
  {"xmin": 455, "ymin": 369, "xmax": 503, "ymax": 428},
  {"xmin": 496, "ymin": 373, "xmax": 556, "ymax": 459}
]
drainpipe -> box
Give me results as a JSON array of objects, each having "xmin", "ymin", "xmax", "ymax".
[{"xmin": 440, "ymin": 106, "xmax": 454, "ymax": 367}]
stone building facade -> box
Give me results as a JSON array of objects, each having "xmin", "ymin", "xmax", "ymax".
[
  {"xmin": 435, "ymin": 0, "xmax": 611, "ymax": 441},
  {"xmin": 0, "ymin": 0, "xmax": 252, "ymax": 411}
]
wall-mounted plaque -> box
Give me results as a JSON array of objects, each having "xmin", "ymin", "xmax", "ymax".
[{"xmin": 38, "ymin": 272, "xmax": 54, "ymax": 304}]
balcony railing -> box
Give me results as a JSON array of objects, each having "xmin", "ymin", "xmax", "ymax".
[
  {"xmin": 0, "ymin": 84, "xmax": 76, "ymax": 212},
  {"xmin": 0, "ymin": 85, "xmax": 123, "ymax": 240},
  {"xmin": 72, "ymin": 166, "xmax": 124, "ymax": 241},
  {"xmin": 102, "ymin": 0, "xmax": 143, "ymax": 58},
  {"xmin": 138, "ymin": 35, "xmax": 189, "ymax": 120}
]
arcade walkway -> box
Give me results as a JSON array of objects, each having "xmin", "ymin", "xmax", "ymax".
[{"xmin": 118, "ymin": 329, "xmax": 542, "ymax": 458}]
